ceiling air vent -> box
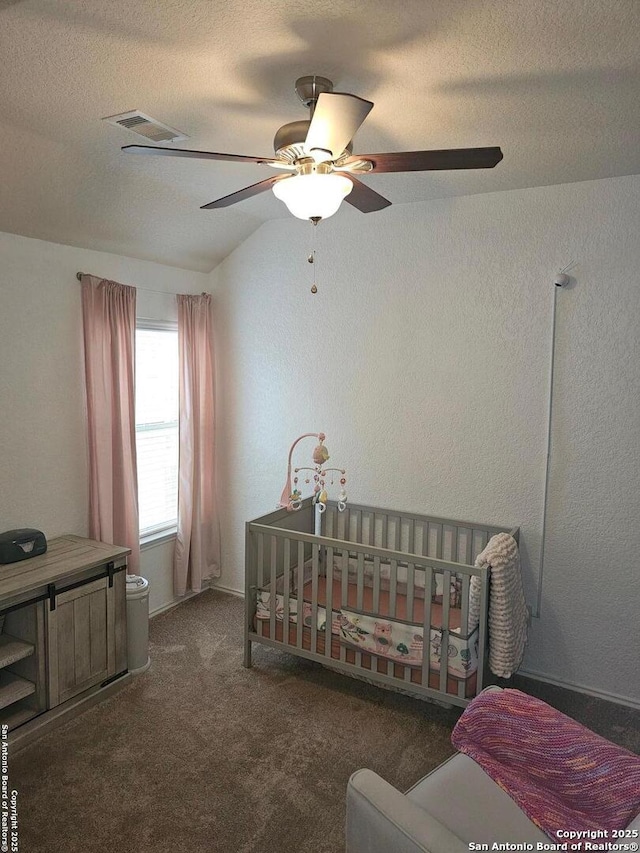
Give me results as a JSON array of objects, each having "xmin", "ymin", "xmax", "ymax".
[{"xmin": 103, "ymin": 110, "xmax": 189, "ymax": 143}]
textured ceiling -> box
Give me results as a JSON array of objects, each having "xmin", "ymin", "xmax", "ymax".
[{"xmin": 1, "ymin": 0, "xmax": 638, "ymax": 272}]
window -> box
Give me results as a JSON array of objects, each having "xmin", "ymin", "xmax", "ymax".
[{"xmin": 135, "ymin": 321, "xmax": 179, "ymax": 539}]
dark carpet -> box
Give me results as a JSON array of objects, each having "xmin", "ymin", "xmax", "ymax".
[{"xmin": 11, "ymin": 590, "xmax": 640, "ymax": 852}]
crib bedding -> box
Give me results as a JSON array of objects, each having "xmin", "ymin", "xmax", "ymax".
[
  {"xmin": 255, "ymin": 573, "xmax": 479, "ymax": 680},
  {"xmin": 257, "ymin": 618, "xmax": 479, "ymax": 699}
]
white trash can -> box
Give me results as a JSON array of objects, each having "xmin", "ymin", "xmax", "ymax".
[{"xmin": 126, "ymin": 575, "xmax": 150, "ymax": 674}]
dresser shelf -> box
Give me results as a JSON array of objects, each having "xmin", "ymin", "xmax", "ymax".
[
  {"xmin": 0, "ymin": 671, "xmax": 36, "ymax": 710},
  {"xmin": 0, "ymin": 698, "xmax": 40, "ymax": 730},
  {"xmin": 0, "ymin": 634, "xmax": 35, "ymax": 669}
]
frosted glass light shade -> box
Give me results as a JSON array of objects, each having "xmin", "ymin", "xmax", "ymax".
[{"xmin": 272, "ymin": 173, "xmax": 353, "ymax": 220}]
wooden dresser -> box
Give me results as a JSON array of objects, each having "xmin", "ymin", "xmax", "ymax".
[{"xmin": 0, "ymin": 535, "xmax": 130, "ymax": 747}]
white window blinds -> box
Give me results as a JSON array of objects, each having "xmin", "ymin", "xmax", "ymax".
[{"xmin": 135, "ymin": 323, "xmax": 179, "ymax": 537}]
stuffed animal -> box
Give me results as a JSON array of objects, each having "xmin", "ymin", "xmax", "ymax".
[{"xmin": 312, "ymin": 442, "xmax": 330, "ymax": 465}]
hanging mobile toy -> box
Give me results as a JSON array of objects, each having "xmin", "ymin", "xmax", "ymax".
[{"xmin": 278, "ymin": 432, "xmax": 348, "ymax": 512}]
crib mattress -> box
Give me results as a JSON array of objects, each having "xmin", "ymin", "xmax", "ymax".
[{"xmin": 256, "ymin": 575, "xmax": 479, "ymax": 681}]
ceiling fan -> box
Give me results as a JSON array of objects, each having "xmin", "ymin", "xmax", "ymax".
[{"xmin": 123, "ymin": 75, "xmax": 503, "ymax": 222}]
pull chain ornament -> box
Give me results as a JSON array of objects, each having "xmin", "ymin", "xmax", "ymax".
[
  {"xmin": 308, "ymin": 216, "xmax": 321, "ymax": 294},
  {"xmin": 308, "ymin": 251, "xmax": 317, "ymax": 293}
]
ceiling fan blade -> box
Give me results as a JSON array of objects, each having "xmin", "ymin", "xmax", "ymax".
[
  {"xmin": 304, "ymin": 92, "xmax": 373, "ymax": 162},
  {"xmin": 122, "ymin": 144, "xmax": 282, "ymax": 167},
  {"xmin": 342, "ymin": 147, "xmax": 503, "ymax": 173},
  {"xmin": 200, "ymin": 175, "xmax": 289, "ymax": 209},
  {"xmin": 336, "ymin": 173, "xmax": 392, "ymax": 213}
]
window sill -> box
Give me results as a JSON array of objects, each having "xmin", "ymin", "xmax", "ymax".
[{"xmin": 140, "ymin": 528, "xmax": 177, "ymax": 551}]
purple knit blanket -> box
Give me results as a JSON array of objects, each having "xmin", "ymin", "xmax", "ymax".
[{"xmin": 451, "ymin": 689, "xmax": 640, "ymax": 838}]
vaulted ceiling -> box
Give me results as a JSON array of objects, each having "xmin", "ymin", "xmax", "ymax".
[{"xmin": 1, "ymin": 0, "xmax": 639, "ymax": 272}]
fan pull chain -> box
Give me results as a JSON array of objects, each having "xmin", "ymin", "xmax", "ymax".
[
  {"xmin": 308, "ymin": 216, "xmax": 321, "ymax": 294},
  {"xmin": 308, "ymin": 251, "xmax": 317, "ymax": 294}
]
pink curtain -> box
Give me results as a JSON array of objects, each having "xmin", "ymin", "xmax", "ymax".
[
  {"xmin": 81, "ymin": 275, "xmax": 140, "ymax": 573},
  {"xmin": 174, "ymin": 293, "xmax": 220, "ymax": 595}
]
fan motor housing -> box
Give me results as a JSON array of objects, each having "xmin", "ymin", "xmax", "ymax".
[
  {"xmin": 273, "ymin": 120, "xmax": 353, "ymax": 164},
  {"xmin": 273, "ymin": 120, "xmax": 310, "ymax": 163}
]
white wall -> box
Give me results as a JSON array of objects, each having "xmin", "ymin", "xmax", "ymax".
[
  {"xmin": 0, "ymin": 231, "xmax": 208, "ymax": 614},
  {"xmin": 210, "ymin": 174, "xmax": 640, "ymax": 707}
]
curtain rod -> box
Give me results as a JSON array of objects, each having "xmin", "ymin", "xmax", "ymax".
[{"xmin": 76, "ymin": 272, "xmax": 209, "ymax": 298}]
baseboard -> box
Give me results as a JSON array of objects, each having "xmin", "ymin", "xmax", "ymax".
[
  {"xmin": 517, "ymin": 667, "xmax": 640, "ymax": 711},
  {"xmin": 210, "ymin": 581, "xmax": 243, "ymax": 599},
  {"xmin": 149, "ymin": 582, "xmax": 242, "ymax": 617},
  {"xmin": 149, "ymin": 588, "xmax": 201, "ymax": 618}
]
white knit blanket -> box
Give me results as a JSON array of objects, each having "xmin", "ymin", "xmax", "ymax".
[{"xmin": 468, "ymin": 532, "xmax": 528, "ymax": 678}]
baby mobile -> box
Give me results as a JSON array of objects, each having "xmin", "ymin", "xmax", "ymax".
[{"xmin": 278, "ymin": 432, "xmax": 348, "ymax": 513}]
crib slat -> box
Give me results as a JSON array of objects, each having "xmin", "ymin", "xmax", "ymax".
[
  {"xmin": 460, "ymin": 573, "xmax": 470, "ymax": 639},
  {"xmin": 325, "ymin": 547, "xmax": 334, "ymax": 660},
  {"xmin": 414, "ymin": 521, "xmax": 423, "ymax": 557},
  {"xmin": 440, "ymin": 569, "xmax": 451, "ymax": 694},
  {"xmin": 395, "ymin": 516, "xmax": 401, "ymax": 551},
  {"xmin": 356, "ymin": 509, "xmax": 362, "ymax": 546},
  {"xmin": 341, "ymin": 549, "xmax": 349, "ymax": 606},
  {"xmin": 340, "ymin": 549, "xmax": 348, "ymax": 663},
  {"xmin": 356, "ymin": 552, "xmax": 364, "ymax": 667},
  {"xmin": 421, "ymin": 565, "xmax": 433, "ymax": 690},
  {"xmin": 338, "ymin": 507, "xmax": 346, "ymax": 542},
  {"xmin": 459, "ymin": 530, "xmax": 471, "ymax": 700},
  {"xmin": 476, "ymin": 567, "xmax": 490, "ymax": 693},
  {"xmin": 435, "ymin": 524, "xmax": 443, "ymax": 560},
  {"xmin": 466, "ymin": 528, "xmax": 473, "ymax": 566},
  {"xmin": 356, "ymin": 553, "xmax": 364, "ymax": 611},
  {"xmin": 372, "ymin": 556, "xmax": 381, "ymax": 614},
  {"xmin": 380, "ymin": 557, "xmax": 395, "ymax": 675},
  {"xmin": 406, "ymin": 562, "xmax": 415, "ymax": 623},
  {"xmin": 456, "ymin": 527, "xmax": 465, "ymax": 564},
  {"xmin": 244, "ymin": 525, "xmax": 255, "ymax": 667},
  {"xmin": 257, "ymin": 533, "xmax": 265, "ymax": 638},
  {"xmin": 326, "ymin": 506, "xmax": 334, "ymax": 539},
  {"xmin": 451, "ymin": 525, "xmax": 458, "ymax": 564},
  {"xmin": 257, "ymin": 533, "xmax": 264, "ymax": 588},
  {"xmin": 408, "ymin": 518, "xmax": 416, "ymax": 555},
  {"xmin": 297, "ymin": 541, "xmax": 304, "ymax": 650},
  {"xmin": 311, "ymin": 545, "xmax": 319, "ymax": 654},
  {"xmin": 283, "ymin": 537, "xmax": 291, "ymax": 646},
  {"xmin": 269, "ymin": 535, "xmax": 277, "ymax": 642},
  {"xmin": 388, "ymin": 559, "xmax": 397, "ymax": 619},
  {"xmin": 472, "ymin": 530, "xmax": 487, "ymax": 562},
  {"xmin": 403, "ymin": 561, "xmax": 414, "ymax": 684},
  {"xmin": 381, "ymin": 514, "xmax": 388, "ymax": 550}
]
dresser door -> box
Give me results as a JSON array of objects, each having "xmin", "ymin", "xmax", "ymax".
[{"xmin": 47, "ymin": 574, "xmax": 119, "ymax": 707}]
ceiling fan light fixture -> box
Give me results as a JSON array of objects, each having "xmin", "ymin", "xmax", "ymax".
[{"xmin": 272, "ymin": 172, "xmax": 353, "ymax": 220}]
